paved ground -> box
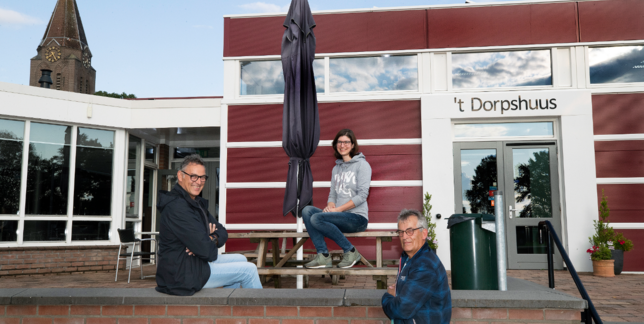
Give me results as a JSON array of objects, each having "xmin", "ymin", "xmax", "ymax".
[{"xmin": 0, "ymin": 266, "xmax": 641, "ymax": 322}]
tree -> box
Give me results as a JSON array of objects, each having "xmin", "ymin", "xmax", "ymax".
[
  {"xmin": 514, "ymin": 150, "xmax": 552, "ymax": 218},
  {"xmin": 465, "ymin": 154, "xmax": 497, "ymax": 214},
  {"xmin": 94, "ymin": 91, "xmax": 137, "ymax": 99}
]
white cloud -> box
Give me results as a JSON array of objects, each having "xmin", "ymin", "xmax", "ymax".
[
  {"xmin": 239, "ymin": 2, "xmax": 289, "ymax": 14},
  {"xmin": 0, "ymin": 7, "xmax": 42, "ymax": 26}
]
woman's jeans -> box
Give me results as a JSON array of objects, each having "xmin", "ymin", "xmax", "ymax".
[
  {"xmin": 301, "ymin": 206, "xmax": 368, "ymax": 254},
  {"xmin": 203, "ymin": 254, "xmax": 263, "ymax": 289}
]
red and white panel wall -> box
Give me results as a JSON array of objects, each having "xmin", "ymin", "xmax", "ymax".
[
  {"xmin": 593, "ymin": 93, "xmax": 644, "ymax": 271},
  {"xmin": 224, "ymin": 101, "xmax": 423, "ymax": 259}
]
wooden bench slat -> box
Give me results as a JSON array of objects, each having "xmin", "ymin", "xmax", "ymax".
[
  {"xmin": 256, "ymin": 267, "xmax": 397, "ymax": 276},
  {"xmin": 228, "ymin": 231, "xmax": 397, "ymax": 239}
]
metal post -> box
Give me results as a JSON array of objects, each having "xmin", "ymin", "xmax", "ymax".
[
  {"xmin": 546, "ymin": 228, "xmax": 555, "ymax": 289},
  {"xmin": 494, "ymin": 191, "xmax": 507, "ymax": 291},
  {"xmin": 296, "ymin": 164, "xmax": 303, "ymax": 289}
]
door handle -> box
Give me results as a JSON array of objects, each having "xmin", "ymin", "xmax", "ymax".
[{"xmin": 508, "ymin": 205, "xmax": 518, "ymax": 219}]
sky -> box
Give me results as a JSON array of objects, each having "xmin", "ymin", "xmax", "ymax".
[{"xmin": 0, "ymin": 0, "xmax": 535, "ymax": 98}]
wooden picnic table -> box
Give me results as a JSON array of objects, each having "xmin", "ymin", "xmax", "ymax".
[{"xmin": 227, "ymin": 231, "xmax": 399, "ymax": 288}]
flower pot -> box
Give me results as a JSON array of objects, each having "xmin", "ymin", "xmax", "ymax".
[
  {"xmin": 611, "ymin": 249, "xmax": 624, "ymax": 275},
  {"xmin": 592, "ymin": 259, "xmax": 615, "ymax": 277}
]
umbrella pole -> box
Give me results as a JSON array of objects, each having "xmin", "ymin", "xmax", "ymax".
[{"xmin": 296, "ymin": 199, "xmax": 304, "ymax": 289}]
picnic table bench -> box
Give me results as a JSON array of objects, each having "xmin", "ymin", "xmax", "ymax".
[{"xmin": 227, "ymin": 231, "xmax": 399, "ymax": 288}]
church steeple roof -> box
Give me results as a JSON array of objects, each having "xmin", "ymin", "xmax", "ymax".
[{"xmin": 40, "ymin": 0, "xmax": 88, "ymax": 51}]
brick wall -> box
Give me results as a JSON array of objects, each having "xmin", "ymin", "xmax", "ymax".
[
  {"xmin": 0, "ymin": 305, "xmax": 582, "ymax": 323},
  {"xmin": 0, "ymin": 246, "xmax": 120, "ymax": 277}
]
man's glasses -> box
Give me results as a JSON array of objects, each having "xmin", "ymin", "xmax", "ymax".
[
  {"xmin": 181, "ymin": 170, "xmax": 209, "ymax": 182},
  {"xmin": 337, "ymin": 140, "xmax": 352, "ymax": 146},
  {"xmin": 396, "ymin": 227, "xmax": 423, "ymax": 237}
]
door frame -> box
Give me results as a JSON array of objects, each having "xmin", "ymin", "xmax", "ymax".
[{"xmin": 453, "ymin": 140, "xmax": 564, "ymax": 269}]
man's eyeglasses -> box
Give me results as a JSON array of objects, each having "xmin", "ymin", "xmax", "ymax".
[
  {"xmin": 337, "ymin": 140, "xmax": 352, "ymax": 146},
  {"xmin": 181, "ymin": 170, "xmax": 209, "ymax": 182},
  {"xmin": 396, "ymin": 227, "xmax": 423, "ymax": 237}
]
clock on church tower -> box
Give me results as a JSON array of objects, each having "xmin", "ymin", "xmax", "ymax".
[{"xmin": 30, "ymin": 0, "xmax": 96, "ymax": 94}]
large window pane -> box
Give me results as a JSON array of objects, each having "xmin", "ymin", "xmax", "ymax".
[
  {"xmin": 454, "ymin": 122, "xmax": 554, "ymax": 138},
  {"xmin": 72, "ymin": 221, "xmax": 110, "ymax": 240},
  {"xmin": 26, "ymin": 123, "xmax": 71, "ymax": 215},
  {"xmin": 240, "ymin": 59, "xmax": 325, "ymax": 95},
  {"xmin": 0, "ymin": 119, "xmax": 24, "ymax": 215},
  {"xmin": 126, "ymin": 136, "xmax": 141, "ymax": 218},
  {"xmin": 452, "ymin": 50, "xmax": 552, "ymax": 88},
  {"xmin": 330, "ymin": 55, "xmax": 418, "ymax": 92},
  {"xmin": 589, "ymin": 45, "xmax": 644, "ymax": 84},
  {"xmin": 0, "ymin": 221, "xmax": 18, "ymax": 241},
  {"xmin": 461, "ymin": 149, "xmax": 497, "ymax": 214},
  {"xmin": 23, "ymin": 220, "xmax": 66, "ymax": 241},
  {"xmin": 74, "ymin": 128, "xmax": 114, "ymax": 216}
]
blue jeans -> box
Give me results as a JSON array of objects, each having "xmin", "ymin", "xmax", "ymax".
[
  {"xmin": 301, "ymin": 206, "xmax": 368, "ymax": 254},
  {"xmin": 203, "ymin": 254, "xmax": 262, "ymax": 289}
]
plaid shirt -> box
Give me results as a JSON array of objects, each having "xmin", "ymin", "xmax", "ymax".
[{"xmin": 382, "ymin": 244, "xmax": 451, "ymax": 324}]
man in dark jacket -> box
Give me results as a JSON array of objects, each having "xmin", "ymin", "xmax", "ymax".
[
  {"xmin": 382, "ymin": 209, "xmax": 451, "ymax": 323},
  {"xmin": 156, "ymin": 154, "xmax": 262, "ymax": 296}
]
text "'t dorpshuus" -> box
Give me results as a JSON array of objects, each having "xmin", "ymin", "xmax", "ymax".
[{"xmin": 454, "ymin": 96, "xmax": 557, "ymax": 114}]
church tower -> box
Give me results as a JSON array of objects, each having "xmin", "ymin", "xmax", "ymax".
[{"xmin": 30, "ymin": 0, "xmax": 95, "ymax": 94}]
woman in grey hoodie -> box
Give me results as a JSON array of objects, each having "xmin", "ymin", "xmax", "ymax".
[{"xmin": 302, "ymin": 129, "xmax": 372, "ymax": 269}]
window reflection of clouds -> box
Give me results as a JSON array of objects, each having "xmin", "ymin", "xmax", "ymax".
[
  {"xmin": 329, "ymin": 56, "xmax": 418, "ymax": 93},
  {"xmin": 454, "ymin": 122, "xmax": 553, "ymax": 138},
  {"xmin": 78, "ymin": 128, "xmax": 114, "ymax": 149},
  {"xmin": 589, "ymin": 45, "xmax": 644, "ymax": 84},
  {"xmin": 240, "ymin": 59, "xmax": 325, "ymax": 95},
  {"xmin": 452, "ymin": 50, "xmax": 552, "ymax": 88},
  {"xmin": 30, "ymin": 123, "xmax": 71, "ymax": 161}
]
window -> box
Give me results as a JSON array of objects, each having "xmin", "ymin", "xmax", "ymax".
[
  {"xmin": 0, "ymin": 119, "xmax": 24, "ymax": 215},
  {"xmin": 589, "ymin": 45, "xmax": 644, "ymax": 84},
  {"xmin": 26, "ymin": 122, "xmax": 71, "ymax": 215},
  {"xmin": 454, "ymin": 122, "xmax": 554, "ymax": 138},
  {"xmin": 73, "ymin": 128, "xmax": 114, "ymax": 216},
  {"xmin": 56, "ymin": 73, "xmax": 61, "ymax": 90},
  {"xmin": 329, "ymin": 55, "xmax": 418, "ymax": 92},
  {"xmin": 80, "ymin": 77, "xmax": 83, "ymax": 93},
  {"xmin": 0, "ymin": 221, "xmax": 18, "ymax": 242},
  {"xmin": 174, "ymin": 147, "xmax": 220, "ymax": 159},
  {"xmin": 86, "ymin": 80, "xmax": 89, "ymax": 94},
  {"xmin": 452, "ymin": 50, "xmax": 552, "ymax": 89},
  {"xmin": 72, "ymin": 221, "xmax": 110, "ymax": 240},
  {"xmin": 240, "ymin": 59, "xmax": 325, "ymax": 95},
  {"xmin": 145, "ymin": 142, "xmax": 156, "ymax": 164},
  {"xmin": 23, "ymin": 220, "xmax": 66, "ymax": 241}
]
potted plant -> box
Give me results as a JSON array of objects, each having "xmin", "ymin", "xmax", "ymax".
[
  {"xmin": 593, "ymin": 191, "xmax": 635, "ymax": 275},
  {"xmin": 423, "ymin": 193, "xmax": 438, "ymax": 251},
  {"xmin": 611, "ymin": 231, "xmax": 634, "ymax": 275},
  {"xmin": 586, "ymin": 244, "xmax": 613, "ymax": 277}
]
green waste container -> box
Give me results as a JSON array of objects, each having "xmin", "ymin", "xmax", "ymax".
[{"xmin": 448, "ymin": 214, "xmax": 498, "ymax": 290}]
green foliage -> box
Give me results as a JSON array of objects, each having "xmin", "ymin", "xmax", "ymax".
[
  {"xmin": 590, "ymin": 245, "xmax": 612, "ymax": 261},
  {"xmin": 613, "ymin": 232, "xmax": 634, "ymax": 252},
  {"xmin": 94, "ymin": 91, "xmax": 137, "ymax": 99},
  {"xmin": 587, "ymin": 190, "xmax": 634, "ymax": 260},
  {"xmin": 589, "ymin": 190, "xmax": 614, "ymax": 247},
  {"xmin": 423, "ymin": 192, "xmax": 438, "ymax": 250}
]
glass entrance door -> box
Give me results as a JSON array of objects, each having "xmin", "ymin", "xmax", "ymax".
[
  {"xmin": 454, "ymin": 141, "xmax": 562, "ymax": 269},
  {"xmin": 503, "ymin": 143, "xmax": 562, "ymax": 269}
]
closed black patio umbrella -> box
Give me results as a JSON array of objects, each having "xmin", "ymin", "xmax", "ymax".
[{"xmin": 281, "ymin": 0, "xmax": 320, "ymax": 217}]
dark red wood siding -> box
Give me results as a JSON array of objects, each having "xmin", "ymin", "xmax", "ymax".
[
  {"xmin": 224, "ymin": 11, "xmax": 427, "ymax": 57},
  {"xmin": 228, "ymin": 101, "xmax": 421, "ymax": 142},
  {"xmin": 427, "ymin": 3, "xmax": 578, "ymax": 48},
  {"xmin": 226, "ymin": 187, "xmax": 422, "ymax": 224},
  {"xmin": 578, "ymin": 0, "xmax": 644, "ymax": 42},
  {"xmin": 597, "ymin": 185, "xmax": 644, "ymax": 223},
  {"xmin": 593, "ymin": 94, "xmax": 644, "ymax": 135},
  {"xmin": 228, "ymin": 145, "xmax": 422, "ymax": 183},
  {"xmin": 614, "ymin": 229, "xmax": 644, "ymax": 271},
  {"xmin": 595, "ymin": 141, "xmax": 644, "ymax": 178},
  {"xmin": 226, "ymin": 230, "xmax": 404, "ymax": 261}
]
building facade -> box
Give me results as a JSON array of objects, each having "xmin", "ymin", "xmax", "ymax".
[{"xmin": 0, "ymin": 0, "xmax": 643, "ymax": 276}]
